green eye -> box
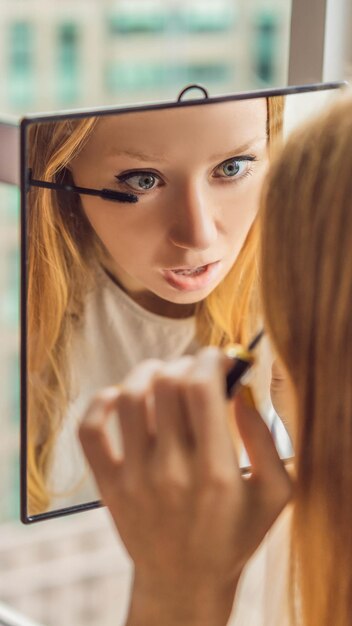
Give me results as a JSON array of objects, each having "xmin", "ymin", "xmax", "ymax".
[{"xmin": 222, "ymin": 160, "xmax": 242, "ymax": 177}]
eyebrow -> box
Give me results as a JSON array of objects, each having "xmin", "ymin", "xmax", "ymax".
[
  {"xmin": 210, "ymin": 136, "xmax": 268, "ymax": 161},
  {"xmin": 107, "ymin": 149, "xmax": 169, "ymax": 163}
]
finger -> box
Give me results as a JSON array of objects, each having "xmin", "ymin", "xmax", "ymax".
[
  {"xmin": 152, "ymin": 356, "xmax": 195, "ymax": 458},
  {"xmin": 183, "ymin": 347, "xmax": 240, "ymax": 474},
  {"xmin": 78, "ymin": 387, "xmax": 122, "ymax": 492},
  {"xmin": 116, "ymin": 359, "xmax": 162, "ymax": 470},
  {"xmin": 233, "ymin": 394, "xmax": 291, "ymax": 490}
]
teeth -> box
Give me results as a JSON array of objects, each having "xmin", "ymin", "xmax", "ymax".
[{"xmin": 173, "ymin": 265, "xmax": 206, "ymax": 276}]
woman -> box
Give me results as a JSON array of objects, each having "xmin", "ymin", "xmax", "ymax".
[
  {"xmin": 79, "ymin": 91, "xmax": 352, "ymax": 626},
  {"xmin": 27, "ymin": 96, "xmax": 285, "ymax": 514}
]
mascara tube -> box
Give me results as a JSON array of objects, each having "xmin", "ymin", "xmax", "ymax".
[
  {"xmin": 225, "ymin": 329, "xmax": 264, "ymax": 398},
  {"xmin": 225, "ymin": 346, "xmax": 255, "ymax": 398}
]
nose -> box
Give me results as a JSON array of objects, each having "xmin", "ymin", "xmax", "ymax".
[{"xmin": 168, "ymin": 182, "xmax": 218, "ymax": 251}]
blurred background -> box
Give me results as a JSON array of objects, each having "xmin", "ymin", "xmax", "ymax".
[
  {"xmin": 0, "ymin": 0, "xmax": 291, "ymax": 115},
  {"xmin": 0, "ymin": 1, "xmax": 349, "ymax": 624}
]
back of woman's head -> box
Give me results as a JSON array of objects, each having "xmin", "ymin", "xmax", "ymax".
[{"xmin": 260, "ymin": 93, "xmax": 352, "ymax": 626}]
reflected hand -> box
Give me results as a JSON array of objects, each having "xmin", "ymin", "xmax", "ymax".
[
  {"xmin": 79, "ymin": 347, "xmax": 292, "ymax": 626},
  {"xmin": 270, "ymin": 358, "xmax": 295, "ymax": 435}
]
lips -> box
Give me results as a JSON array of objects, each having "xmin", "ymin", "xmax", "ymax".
[{"xmin": 162, "ymin": 260, "xmax": 221, "ymax": 292}]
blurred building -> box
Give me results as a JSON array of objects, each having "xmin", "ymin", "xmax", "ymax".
[
  {"xmin": 0, "ymin": 1, "xmax": 291, "ymax": 625},
  {"xmin": 0, "ymin": 0, "xmax": 291, "ymax": 114}
]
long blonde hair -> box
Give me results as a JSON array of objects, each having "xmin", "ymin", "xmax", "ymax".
[
  {"xmin": 28, "ymin": 97, "xmax": 284, "ymax": 514},
  {"xmin": 260, "ymin": 93, "xmax": 352, "ymax": 626}
]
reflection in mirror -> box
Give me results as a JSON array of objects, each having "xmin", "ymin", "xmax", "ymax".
[{"xmin": 24, "ymin": 86, "xmax": 340, "ymax": 519}]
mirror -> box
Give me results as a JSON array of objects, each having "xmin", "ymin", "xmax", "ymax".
[{"xmin": 22, "ymin": 83, "xmax": 343, "ymax": 522}]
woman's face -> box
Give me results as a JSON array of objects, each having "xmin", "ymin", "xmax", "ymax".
[{"xmin": 70, "ymin": 99, "xmax": 268, "ymax": 315}]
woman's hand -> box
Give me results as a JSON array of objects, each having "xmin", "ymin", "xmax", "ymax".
[{"xmin": 79, "ymin": 347, "xmax": 292, "ymax": 626}]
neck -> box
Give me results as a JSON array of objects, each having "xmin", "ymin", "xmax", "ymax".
[{"xmin": 103, "ymin": 266, "xmax": 195, "ymax": 319}]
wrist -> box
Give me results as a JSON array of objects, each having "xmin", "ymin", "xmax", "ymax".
[{"xmin": 125, "ymin": 571, "xmax": 241, "ymax": 626}]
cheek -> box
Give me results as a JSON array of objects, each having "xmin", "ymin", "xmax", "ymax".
[
  {"xmin": 219, "ymin": 181, "xmax": 262, "ymax": 236},
  {"xmin": 81, "ymin": 200, "xmax": 159, "ymax": 262},
  {"xmin": 219, "ymin": 164, "xmax": 267, "ymax": 219}
]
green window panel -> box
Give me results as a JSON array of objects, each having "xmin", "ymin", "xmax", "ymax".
[
  {"xmin": 57, "ymin": 22, "xmax": 80, "ymax": 103},
  {"xmin": 252, "ymin": 11, "xmax": 279, "ymax": 84},
  {"xmin": 107, "ymin": 9, "xmax": 166, "ymax": 35},
  {"xmin": 184, "ymin": 63, "xmax": 231, "ymax": 84},
  {"xmin": 107, "ymin": 2, "xmax": 235, "ymax": 36},
  {"xmin": 8, "ymin": 21, "xmax": 34, "ymax": 107},
  {"xmin": 106, "ymin": 61, "xmax": 231, "ymax": 94},
  {"xmin": 177, "ymin": 3, "xmax": 236, "ymax": 33},
  {"xmin": 106, "ymin": 62, "xmax": 168, "ymax": 92}
]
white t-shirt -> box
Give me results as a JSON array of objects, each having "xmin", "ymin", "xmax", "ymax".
[
  {"xmin": 48, "ymin": 264, "xmax": 199, "ymax": 508},
  {"xmin": 47, "ymin": 264, "xmax": 293, "ymax": 624}
]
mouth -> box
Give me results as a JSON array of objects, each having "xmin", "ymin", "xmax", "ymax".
[{"xmin": 162, "ymin": 261, "xmax": 221, "ymax": 292}]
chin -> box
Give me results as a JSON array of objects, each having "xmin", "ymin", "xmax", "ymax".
[{"xmin": 157, "ymin": 283, "xmax": 220, "ymax": 305}]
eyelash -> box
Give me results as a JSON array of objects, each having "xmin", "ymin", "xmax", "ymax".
[{"xmin": 114, "ymin": 155, "xmax": 258, "ymax": 194}]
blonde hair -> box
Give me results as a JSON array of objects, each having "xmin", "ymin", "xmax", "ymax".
[
  {"xmin": 28, "ymin": 118, "xmax": 100, "ymax": 513},
  {"xmin": 28, "ymin": 97, "xmax": 284, "ymax": 514},
  {"xmin": 260, "ymin": 93, "xmax": 352, "ymax": 626},
  {"xmin": 196, "ymin": 95, "xmax": 284, "ymax": 346}
]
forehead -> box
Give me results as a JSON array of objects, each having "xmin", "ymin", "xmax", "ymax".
[{"xmin": 80, "ymin": 99, "xmax": 268, "ymax": 161}]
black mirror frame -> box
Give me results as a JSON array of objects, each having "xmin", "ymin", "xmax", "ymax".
[{"xmin": 20, "ymin": 81, "xmax": 347, "ymax": 523}]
